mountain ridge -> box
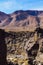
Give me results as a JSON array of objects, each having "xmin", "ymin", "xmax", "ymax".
[{"xmin": 0, "ymin": 10, "xmax": 43, "ymax": 31}]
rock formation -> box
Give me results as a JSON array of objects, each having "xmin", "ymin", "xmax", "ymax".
[{"xmin": 0, "ymin": 10, "xmax": 43, "ymax": 65}]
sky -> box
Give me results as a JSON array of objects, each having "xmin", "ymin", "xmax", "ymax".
[{"xmin": 0, "ymin": 0, "xmax": 43, "ymax": 14}]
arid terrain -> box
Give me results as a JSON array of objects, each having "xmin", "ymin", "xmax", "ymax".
[
  {"xmin": 0, "ymin": 10, "xmax": 43, "ymax": 65},
  {"xmin": 0, "ymin": 10, "xmax": 43, "ymax": 32},
  {"xmin": 4, "ymin": 28, "xmax": 43, "ymax": 65}
]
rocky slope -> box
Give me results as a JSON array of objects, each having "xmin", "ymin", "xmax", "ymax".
[
  {"xmin": 0, "ymin": 10, "xmax": 43, "ymax": 65},
  {"xmin": 3, "ymin": 27, "xmax": 43, "ymax": 65},
  {"xmin": 0, "ymin": 10, "xmax": 43, "ymax": 31},
  {"xmin": 0, "ymin": 28, "xmax": 43, "ymax": 65}
]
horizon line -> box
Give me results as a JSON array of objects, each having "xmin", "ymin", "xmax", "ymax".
[{"xmin": 0, "ymin": 9, "xmax": 43, "ymax": 14}]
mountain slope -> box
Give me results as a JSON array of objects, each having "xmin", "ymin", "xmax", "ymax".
[{"xmin": 0, "ymin": 10, "xmax": 43, "ymax": 31}]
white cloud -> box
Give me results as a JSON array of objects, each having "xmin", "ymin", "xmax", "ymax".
[
  {"xmin": 0, "ymin": 0, "xmax": 43, "ymax": 13},
  {"xmin": 0, "ymin": 1, "xmax": 13, "ymax": 10},
  {"xmin": 0, "ymin": 0, "xmax": 23, "ymax": 11}
]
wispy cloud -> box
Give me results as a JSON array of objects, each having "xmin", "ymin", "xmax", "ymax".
[
  {"xmin": 0, "ymin": 1, "xmax": 13, "ymax": 10},
  {"xmin": 0, "ymin": 0, "xmax": 24, "ymax": 13},
  {"xmin": 0, "ymin": 0, "xmax": 43, "ymax": 13}
]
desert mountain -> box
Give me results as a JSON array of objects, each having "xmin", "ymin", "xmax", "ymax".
[
  {"xmin": 0, "ymin": 10, "xmax": 43, "ymax": 31},
  {"xmin": 0, "ymin": 10, "xmax": 43, "ymax": 65}
]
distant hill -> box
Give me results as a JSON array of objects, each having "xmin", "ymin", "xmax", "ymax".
[{"xmin": 0, "ymin": 10, "xmax": 43, "ymax": 31}]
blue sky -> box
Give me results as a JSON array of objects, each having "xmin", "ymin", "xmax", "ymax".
[{"xmin": 0, "ymin": 0, "xmax": 43, "ymax": 13}]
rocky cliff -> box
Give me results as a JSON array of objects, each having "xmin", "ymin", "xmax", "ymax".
[{"xmin": 3, "ymin": 27, "xmax": 43, "ymax": 65}]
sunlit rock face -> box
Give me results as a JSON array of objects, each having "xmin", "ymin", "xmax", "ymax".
[
  {"xmin": 0, "ymin": 28, "xmax": 43, "ymax": 65},
  {"xmin": 1, "ymin": 28, "xmax": 42, "ymax": 65}
]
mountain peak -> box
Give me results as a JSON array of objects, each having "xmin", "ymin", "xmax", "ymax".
[
  {"xmin": 0, "ymin": 10, "xmax": 43, "ymax": 31},
  {"xmin": 11, "ymin": 10, "xmax": 43, "ymax": 16}
]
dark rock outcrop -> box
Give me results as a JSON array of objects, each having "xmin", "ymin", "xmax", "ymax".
[{"xmin": 0, "ymin": 29, "xmax": 7, "ymax": 65}]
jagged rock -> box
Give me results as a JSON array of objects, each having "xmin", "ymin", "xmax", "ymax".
[{"xmin": 0, "ymin": 27, "xmax": 43, "ymax": 65}]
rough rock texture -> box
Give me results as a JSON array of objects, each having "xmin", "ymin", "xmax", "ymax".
[
  {"xmin": 2, "ymin": 27, "xmax": 42, "ymax": 65},
  {"xmin": 0, "ymin": 28, "xmax": 43, "ymax": 65},
  {"xmin": 0, "ymin": 10, "xmax": 43, "ymax": 65}
]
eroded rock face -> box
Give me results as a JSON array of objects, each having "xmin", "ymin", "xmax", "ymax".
[
  {"xmin": 3, "ymin": 29, "xmax": 41, "ymax": 65},
  {"xmin": 0, "ymin": 28, "xmax": 43, "ymax": 65}
]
